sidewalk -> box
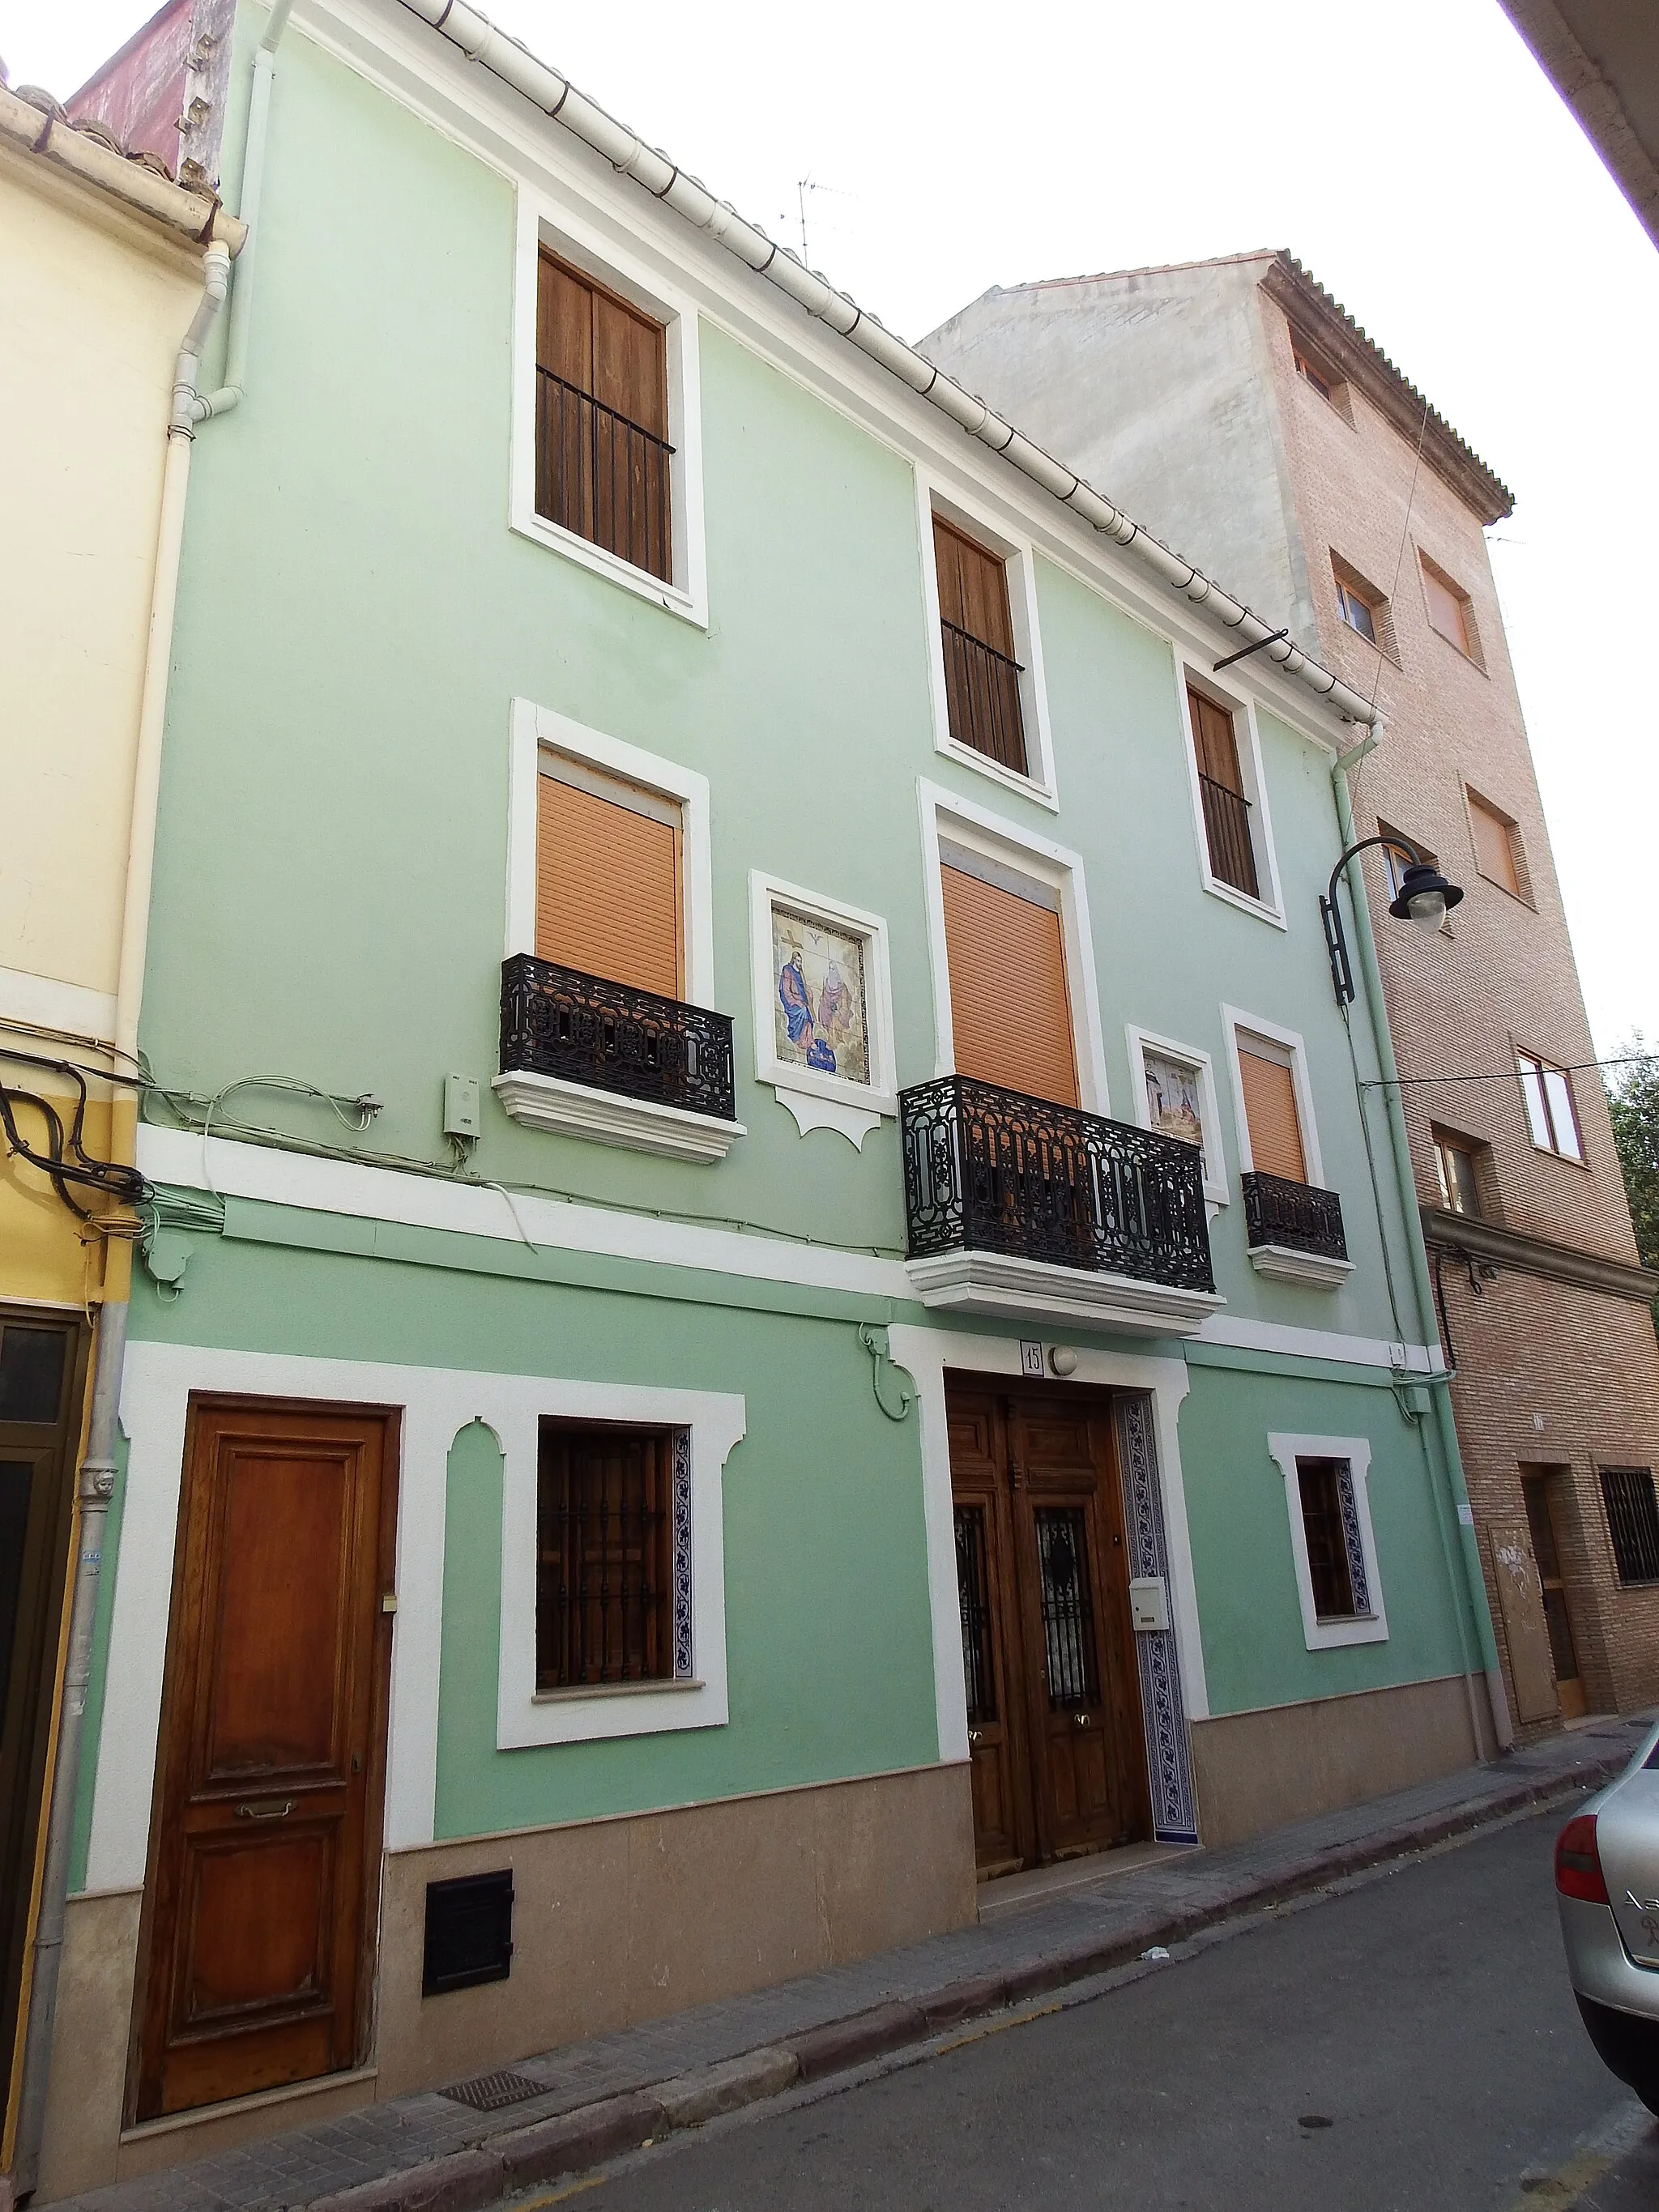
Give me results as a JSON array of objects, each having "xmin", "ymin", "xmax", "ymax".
[{"xmin": 57, "ymin": 1714, "xmax": 1653, "ymax": 2212}]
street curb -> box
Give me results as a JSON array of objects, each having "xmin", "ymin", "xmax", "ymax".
[{"xmin": 301, "ymin": 1751, "xmax": 1627, "ymax": 2212}]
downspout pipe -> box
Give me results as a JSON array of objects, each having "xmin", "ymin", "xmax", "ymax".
[
  {"xmin": 1332, "ymin": 752, "xmax": 1513, "ymax": 1756},
  {"xmin": 193, "ymin": 0, "xmax": 294, "ymax": 420},
  {"xmin": 9, "ymin": 234, "xmax": 233, "ymax": 2199},
  {"xmin": 399, "ymin": 0, "xmax": 1380, "ymax": 734}
]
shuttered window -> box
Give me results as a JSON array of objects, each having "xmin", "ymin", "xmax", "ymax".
[
  {"xmin": 536, "ymin": 768, "xmax": 683, "ymax": 999},
  {"xmin": 933, "ymin": 516, "xmax": 1027, "ymax": 776},
  {"xmin": 1421, "ymin": 558, "xmax": 1473, "ymax": 655},
  {"xmin": 940, "ymin": 862, "xmax": 1078, "ymax": 1107},
  {"xmin": 1187, "ymin": 686, "xmax": 1260, "ymax": 898},
  {"xmin": 1468, "ymin": 794, "xmax": 1520, "ymax": 897},
  {"xmin": 535, "ymin": 250, "xmax": 672, "ymax": 582},
  {"xmin": 1238, "ymin": 1045, "xmax": 1307, "ymax": 1183}
]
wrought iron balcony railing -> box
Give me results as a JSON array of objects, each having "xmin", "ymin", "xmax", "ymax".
[
  {"xmin": 501, "ymin": 955, "xmax": 736, "ymax": 1122},
  {"xmin": 1196, "ymin": 772, "xmax": 1260, "ymax": 900},
  {"xmin": 535, "ymin": 368, "xmax": 674, "ymax": 584},
  {"xmin": 900, "ymin": 1075, "xmax": 1214, "ymax": 1293},
  {"xmin": 940, "ymin": 619, "xmax": 1028, "ymax": 776},
  {"xmin": 1242, "ymin": 1170, "xmax": 1348, "ymax": 1261}
]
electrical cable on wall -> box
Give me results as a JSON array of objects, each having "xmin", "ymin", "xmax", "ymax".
[{"xmin": 0, "ymin": 1046, "xmax": 148, "ymax": 1225}]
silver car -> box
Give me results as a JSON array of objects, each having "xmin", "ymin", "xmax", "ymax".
[{"xmin": 1556, "ymin": 1720, "xmax": 1659, "ymax": 2112}]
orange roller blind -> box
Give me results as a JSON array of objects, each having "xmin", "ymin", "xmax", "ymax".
[
  {"xmin": 940, "ymin": 864, "xmax": 1078, "ymax": 1107},
  {"xmin": 1239, "ymin": 1048, "xmax": 1307, "ymax": 1183},
  {"xmin": 1469, "ymin": 797, "xmax": 1519, "ymax": 897},
  {"xmin": 535, "ymin": 774, "xmax": 682, "ymax": 999}
]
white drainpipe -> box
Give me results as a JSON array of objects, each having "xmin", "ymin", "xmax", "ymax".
[
  {"xmin": 399, "ymin": 0, "xmax": 1379, "ymax": 732},
  {"xmin": 10, "ymin": 10, "xmax": 296, "ymax": 2189}
]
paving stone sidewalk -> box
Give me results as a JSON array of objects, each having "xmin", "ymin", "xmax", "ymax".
[{"xmin": 57, "ymin": 1714, "xmax": 1654, "ymax": 2212}]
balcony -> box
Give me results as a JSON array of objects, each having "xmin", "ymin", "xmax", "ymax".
[
  {"xmin": 1241, "ymin": 1170, "xmax": 1353, "ymax": 1289},
  {"xmin": 898, "ymin": 1075, "xmax": 1223, "ymax": 1336},
  {"xmin": 493, "ymin": 955, "xmax": 744, "ymax": 1164}
]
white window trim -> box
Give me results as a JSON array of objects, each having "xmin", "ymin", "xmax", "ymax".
[
  {"xmin": 505, "ymin": 697, "xmax": 714, "ymax": 999},
  {"xmin": 1221, "ymin": 1004, "xmax": 1326, "ymax": 1187},
  {"xmin": 915, "ymin": 475, "xmax": 1059, "ymax": 812},
  {"xmin": 747, "ymin": 870, "xmax": 898, "ymax": 1149},
  {"xmin": 1267, "ymin": 1432, "xmax": 1388, "ymax": 1650},
  {"xmin": 511, "ymin": 189, "xmax": 709, "ymax": 627},
  {"xmin": 498, "ymin": 1383, "xmax": 746, "ymax": 1747},
  {"xmin": 1124, "ymin": 1025, "xmax": 1229, "ymax": 1208},
  {"xmin": 917, "ymin": 779, "xmax": 1111, "ymax": 1114},
  {"xmin": 500, "ymin": 699, "xmax": 742, "ymax": 1160},
  {"xmin": 1174, "ymin": 663, "xmax": 1286, "ymax": 927}
]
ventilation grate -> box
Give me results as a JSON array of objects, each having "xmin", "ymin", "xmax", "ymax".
[{"xmin": 440, "ymin": 2068, "xmax": 545, "ymax": 2112}]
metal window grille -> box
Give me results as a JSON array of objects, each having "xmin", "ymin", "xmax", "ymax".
[
  {"xmin": 940, "ymin": 618, "xmax": 1027, "ymax": 775},
  {"xmin": 954, "ymin": 1506, "xmax": 996, "ymax": 1726},
  {"xmin": 536, "ymin": 1425, "xmax": 692, "ymax": 1689},
  {"xmin": 534, "ymin": 368, "xmax": 674, "ymax": 584},
  {"xmin": 1600, "ymin": 1467, "xmax": 1659, "ymax": 1587},
  {"xmin": 1196, "ymin": 772, "xmax": 1259, "ymax": 898},
  {"xmin": 1299, "ymin": 1458, "xmax": 1367, "ymax": 1620},
  {"xmin": 1034, "ymin": 1507, "xmax": 1099, "ymax": 1711}
]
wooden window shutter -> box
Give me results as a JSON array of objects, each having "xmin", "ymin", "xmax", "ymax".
[
  {"xmin": 1239, "ymin": 1047, "xmax": 1307, "ymax": 1183},
  {"xmin": 940, "ymin": 863, "xmax": 1078, "ymax": 1107},
  {"xmin": 1422, "ymin": 561, "xmax": 1470, "ymax": 654},
  {"xmin": 535, "ymin": 773, "xmax": 682, "ymax": 999},
  {"xmin": 535, "ymin": 249, "xmax": 672, "ymax": 582},
  {"xmin": 1469, "ymin": 796, "xmax": 1520, "ymax": 897},
  {"xmin": 1187, "ymin": 687, "xmax": 1244, "ymax": 795},
  {"xmin": 932, "ymin": 517, "xmax": 1026, "ymax": 775}
]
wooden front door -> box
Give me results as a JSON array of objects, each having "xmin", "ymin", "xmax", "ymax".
[
  {"xmin": 949, "ymin": 1382, "xmax": 1149, "ymax": 1877},
  {"xmin": 134, "ymin": 1400, "xmax": 397, "ymax": 2120}
]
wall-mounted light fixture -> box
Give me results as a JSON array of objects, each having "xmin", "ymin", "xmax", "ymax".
[{"xmin": 1320, "ymin": 836, "xmax": 1463, "ymax": 1005}]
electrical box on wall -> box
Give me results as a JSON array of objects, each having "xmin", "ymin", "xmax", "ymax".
[
  {"xmin": 443, "ymin": 1072, "xmax": 481, "ymax": 1140},
  {"xmin": 1128, "ymin": 1576, "xmax": 1170, "ymax": 1634}
]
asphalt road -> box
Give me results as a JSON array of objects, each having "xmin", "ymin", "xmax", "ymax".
[{"xmin": 522, "ymin": 1808, "xmax": 1659, "ymax": 2211}]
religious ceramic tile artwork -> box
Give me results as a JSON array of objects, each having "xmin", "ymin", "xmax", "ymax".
[
  {"xmin": 1143, "ymin": 1050, "xmax": 1205, "ymax": 1153},
  {"xmin": 771, "ymin": 905, "xmax": 870, "ymax": 1084}
]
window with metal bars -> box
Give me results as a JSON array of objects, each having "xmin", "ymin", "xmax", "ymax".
[
  {"xmin": 1600, "ymin": 1467, "xmax": 1659, "ymax": 1587},
  {"xmin": 953, "ymin": 1506, "xmax": 996, "ymax": 1726},
  {"xmin": 1186, "ymin": 684, "xmax": 1259, "ymax": 899},
  {"xmin": 1297, "ymin": 1457, "xmax": 1371, "ymax": 1620},
  {"xmin": 535, "ymin": 1423, "xmax": 690, "ymax": 1689},
  {"xmin": 932, "ymin": 514, "xmax": 1028, "ymax": 776},
  {"xmin": 1034, "ymin": 1507, "xmax": 1099, "ymax": 1710},
  {"xmin": 535, "ymin": 249, "xmax": 674, "ymax": 583}
]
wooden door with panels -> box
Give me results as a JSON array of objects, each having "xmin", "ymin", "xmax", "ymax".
[
  {"xmin": 949, "ymin": 1380, "xmax": 1149, "ymax": 1877},
  {"xmin": 132, "ymin": 1400, "xmax": 399, "ymax": 2120}
]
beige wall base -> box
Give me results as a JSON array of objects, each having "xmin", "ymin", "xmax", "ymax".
[
  {"xmin": 32, "ymin": 1763, "xmax": 974, "ymax": 2199},
  {"xmin": 375, "ymin": 1760, "xmax": 975, "ymax": 2098},
  {"xmin": 1190, "ymin": 1674, "xmax": 1484, "ymax": 1848},
  {"xmin": 35, "ymin": 1888, "xmax": 140, "ymax": 2202}
]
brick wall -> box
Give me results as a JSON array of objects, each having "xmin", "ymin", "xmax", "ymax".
[{"xmin": 1256, "ymin": 283, "xmax": 1659, "ymax": 1726}]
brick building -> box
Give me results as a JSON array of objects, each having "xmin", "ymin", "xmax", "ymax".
[{"xmin": 923, "ymin": 251, "xmax": 1659, "ymax": 1737}]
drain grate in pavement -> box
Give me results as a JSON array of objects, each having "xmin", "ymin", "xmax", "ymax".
[{"xmin": 440, "ymin": 2068, "xmax": 546, "ymax": 2112}]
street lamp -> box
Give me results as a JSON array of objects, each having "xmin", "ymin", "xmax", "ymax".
[{"xmin": 1320, "ymin": 835, "xmax": 1463, "ymax": 1005}]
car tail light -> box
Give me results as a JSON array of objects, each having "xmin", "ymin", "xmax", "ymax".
[{"xmin": 1555, "ymin": 1813, "xmax": 1610, "ymax": 1904}]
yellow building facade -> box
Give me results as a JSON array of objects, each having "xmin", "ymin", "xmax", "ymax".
[{"xmin": 0, "ymin": 82, "xmax": 239, "ymax": 2193}]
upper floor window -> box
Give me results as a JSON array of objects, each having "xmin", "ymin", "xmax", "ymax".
[
  {"xmin": 1433, "ymin": 1128, "xmax": 1484, "ymax": 1217},
  {"xmin": 1334, "ymin": 572, "xmax": 1381, "ymax": 646},
  {"xmin": 1187, "ymin": 684, "xmax": 1260, "ymax": 901},
  {"xmin": 939, "ymin": 846, "xmax": 1078, "ymax": 1107},
  {"xmin": 1516, "ymin": 1050, "xmax": 1584, "ymax": 1162},
  {"xmin": 1379, "ymin": 822, "xmax": 1439, "ymax": 906},
  {"xmin": 535, "ymin": 249, "xmax": 672, "ymax": 585},
  {"xmin": 1467, "ymin": 789, "xmax": 1524, "ymax": 901},
  {"xmin": 1290, "ymin": 330, "xmax": 1353, "ymax": 422},
  {"xmin": 1235, "ymin": 1029, "xmax": 1309, "ymax": 1185},
  {"xmin": 932, "ymin": 514, "xmax": 1028, "ymax": 778},
  {"xmin": 1419, "ymin": 552, "xmax": 1483, "ymax": 666},
  {"xmin": 537, "ymin": 755, "xmax": 684, "ymax": 999}
]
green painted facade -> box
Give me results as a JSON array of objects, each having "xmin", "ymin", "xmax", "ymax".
[{"xmin": 74, "ymin": 0, "xmax": 1498, "ymax": 1896}]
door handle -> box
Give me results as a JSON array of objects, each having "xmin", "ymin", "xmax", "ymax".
[
  {"xmin": 967, "ymin": 1729, "xmax": 983, "ymax": 1746},
  {"xmin": 1073, "ymin": 1712, "xmax": 1092, "ymax": 1729},
  {"xmin": 233, "ymin": 1797, "xmax": 295, "ymax": 1821}
]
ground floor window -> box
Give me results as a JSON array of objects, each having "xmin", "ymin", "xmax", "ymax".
[
  {"xmin": 1600, "ymin": 1466, "xmax": 1659, "ymax": 1587},
  {"xmin": 1296, "ymin": 1457, "xmax": 1372, "ymax": 1622},
  {"xmin": 536, "ymin": 1421, "xmax": 693, "ymax": 1688},
  {"xmin": 1268, "ymin": 1433, "xmax": 1387, "ymax": 1651}
]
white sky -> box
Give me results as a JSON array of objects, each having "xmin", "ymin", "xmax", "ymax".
[{"xmin": 6, "ymin": 0, "xmax": 1655, "ymax": 1059}]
